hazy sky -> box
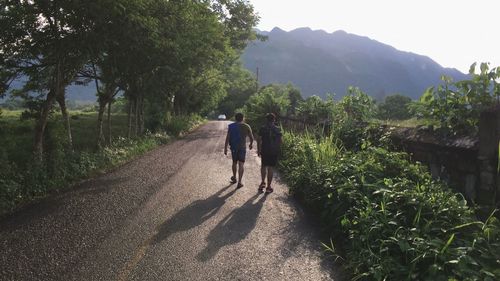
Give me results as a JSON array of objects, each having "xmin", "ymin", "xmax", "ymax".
[{"xmin": 250, "ymin": 0, "xmax": 500, "ymax": 73}]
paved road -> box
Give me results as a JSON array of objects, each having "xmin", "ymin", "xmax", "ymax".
[{"xmin": 0, "ymin": 121, "xmax": 340, "ymax": 281}]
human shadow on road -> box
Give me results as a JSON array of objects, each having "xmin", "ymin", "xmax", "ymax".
[
  {"xmin": 196, "ymin": 194, "xmax": 267, "ymax": 262},
  {"xmin": 274, "ymin": 197, "xmax": 346, "ymax": 280},
  {"xmin": 153, "ymin": 184, "xmax": 236, "ymax": 243}
]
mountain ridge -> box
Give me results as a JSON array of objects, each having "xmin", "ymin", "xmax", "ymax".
[{"xmin": 243, "ymin": 27, "xmax": 467, "ymax": 100}]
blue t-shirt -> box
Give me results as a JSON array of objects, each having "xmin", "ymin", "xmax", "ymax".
[{"xmin": 228, "ymin": 122, "xmax": 252, "ymax": 150}]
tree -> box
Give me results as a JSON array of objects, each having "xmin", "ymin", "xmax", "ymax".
[
  {"xmin": 287, "ymin": 86, "xmax": 303, "ymax": 117},
  {"xmin": 1, "ymin": 0, "xmax": 260, "ymax": 152},
  {"xmin": 0, "ymin": 0, "xmax": 104, "ymax": 157},
  {"xmin": 297, "ymin": 95, "xmax": 334, "ymax": 125},
  {"xmin": 377, "ymin": 94, "xmax": 413, "ymax": 120},
  {"xmin": 418, "ymin": 63, "xmax": 500, "ymax": 135},
  {"xmin": 243, "ymin": 84, "xmax": 291, "ymax": 127},
  {"xmin": 217, "ymin": 65, "xmax": 258, "ymax": 118},
  {"xmin": 210, "ymin": 0, "xmax": 260, "ymax": 50},
  {"xmin": 337, "ymin": 87, "xmax": 377, "ymax": 123}
]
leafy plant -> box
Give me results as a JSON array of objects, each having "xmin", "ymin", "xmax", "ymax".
[
  {"xmin": 296, "ymin": 95, "xmax": 335, "ymax": 125},
  {"xmin": 337, "ymin": 87, "xmax": 377, "ymax": 123},
  {"xmin": 416, "ymin": 63, "xmax": 499, "ymax": 136},
  {"xmin": 377, "ymin": 94, "xmax": 413, "ymax": 120},
  {"xmin": 164, "ymin": 114, "xmax": 204, "ymax": 137},
  {"xmin": 280, "ymin": 130, "xmax": 500, "ymax": 280},
  {"xmin": 242, "ymin": 84, "xmax": 292, "ymax": 128}
]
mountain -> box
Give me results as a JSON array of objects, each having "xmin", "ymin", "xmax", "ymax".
[
  {"xmin": 241, "ymin": 27, "xmax": 468, "ymax": 100},
  {"xmin": 1, "ymin": 79, "xmax": 97, "ymax": 102},
  {"xmin": 65, "ymin": 84, "xmax": 97, "ymax": 101}
]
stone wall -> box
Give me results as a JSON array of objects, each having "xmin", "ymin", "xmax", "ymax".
[{"xmin": 388, "ymin": 108, "xmax": 499, "ymax": 207}]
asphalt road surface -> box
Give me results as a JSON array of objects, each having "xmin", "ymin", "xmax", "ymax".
[{"xmin": 0, "ymin": 121, "xmax": 341, "ymax": 281}]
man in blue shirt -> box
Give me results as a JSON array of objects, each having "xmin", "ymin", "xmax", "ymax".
[{"xmin": 224, "ymin": 113, "xmax": 254, "ymax": 189}]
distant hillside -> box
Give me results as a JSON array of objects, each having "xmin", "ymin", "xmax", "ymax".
[
  {"xmin": 241, "ymin": 27, "xmax": 468, "ymax": 100},
  {"xmin": 1, "ymin": 79, "xmax": 97, "ymax": 102}
]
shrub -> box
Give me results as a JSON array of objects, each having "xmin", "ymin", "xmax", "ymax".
[
  {"xmin": 242, "ymin": 84, "xmax": 292, "ymax": 128},
  {"xmin": 164, "ymin": 114, "xmax": 204, "ymax": 137},
  {"xmin": 0, "ymin": 131, "xmax": 171, "ymax": 216},
  {"xmin": 280, "ymin": 131, "xmax": 500, "ymax": 280},
  {"xmin": 377, "ymin": 94, "xmax": 413, "ymax": 120},
  {"xmin": 416, "ymin": 63, "xmax": 500, "ymax": 136}
]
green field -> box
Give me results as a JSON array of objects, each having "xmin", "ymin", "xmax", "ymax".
[
  {"xmin": 0, "ymin": 110, "xmax": 129, "ymax": 166},
  {"xmin": 0, "ymin": 109, "xmax": 132, "ymax": 214},
  {"xmin": 0, "ymin": 109, "xmax": 204, "ymax": 215}
]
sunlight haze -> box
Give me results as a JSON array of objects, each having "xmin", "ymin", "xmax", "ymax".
[{"xmin": 250, "ymin": 0, "xmax": 500, "ymax": 73}]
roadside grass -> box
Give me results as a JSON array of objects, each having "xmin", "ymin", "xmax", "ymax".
[
  {"xmin": 0, "ymin": 110, "xmax": 129, "ymax": 167},
  {"xmin": 0, "ymin": 111, "xmax": 34, "ymax": 168},
  {"xmin": 69, "ymin": 111, "xmax": 129, "ymax": 151},
  {"xmin": 0, "ymin": 110, "xmax": 203, "ymax": 216}
]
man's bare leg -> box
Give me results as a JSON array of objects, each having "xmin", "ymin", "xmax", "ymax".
[
  {"xmin": 238, "ymin": 161, "xmax": 244, "ymax": 186},
  {"xmin": 261, "ymin": 165, "xmax": 267, "ymax": 185},
  {"xmin": 232, "ymin": 161, "xmax": 237, "ymax": 179},
  {"xmin": 267, "ymin": 167, "xmax": 274, "ymax": 187}
]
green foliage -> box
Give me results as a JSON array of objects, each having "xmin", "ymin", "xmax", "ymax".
[
  {"xmin": 275, "ymin": 83, "xmax": 500, "ymax": 279},
  {"xmin": 280, "ymin": 130, "xmax": 500, "ymax": 280},
  {"xmin": 297, "ymin": 95, "xmax": 335, "ymax": 124},
  {"xmin": 416, "ymin": 63, "xmax": 500, "ymax": 135},
  {"xmin": 337, "ymin": 87, "xmax": 377, "ymax": 123},
  {"xmin": 0, "ymin": 98, "xmax": 24, "ymax": 110},
  {"xmin": 0, "ymin": 0, "xmax": 259, "ymax": 213},
  {"xmin": 0, "ymin": 129, "xmax": 171, "ymax": 216},
  {"xmin": 66, "ymin": 100, "xmax": 98, "ymax": 112},
  {"xmin": 217, "ymin": 65, "xmax": 258, "ymax": 118},
  {"xmin": 377, "ymin": 94, "xmax": 413, "ymax": 120},
  {"xmin": 287, "ymin": 86, "xmax": 304, "ymax": 116},
  {"xmin": 163, "ymin": 114, "xmax": 205, "ymax": 137},
  {"xmin": 110, "ymin": 98, "xmax": 128, "ymax": 114},
  {"xmin": 1, "ymin": 0, "xmax": 260, "ymax": 153},
  {"xmin": 326, "ymin": 88, "xmax": 378, "ymax": 150},
  {"xmin": 0, "ymin": 110, "xmax": 207, "ymax": 215},
  {"xmin": 242, "ymin": 84, "xmax": 293, "ymax": 127},
  {"xmin": 0, "ymin": 109, "xmax": 204, "ymax": 215}
]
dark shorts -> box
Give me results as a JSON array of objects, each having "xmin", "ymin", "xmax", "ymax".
[
  {"xmin": 231, "ymin": 148, "xmax": 246, "ymax": 162},
  {"xmin": 261, "ymin": 153, "xmax": 278, "ymax": 167}
]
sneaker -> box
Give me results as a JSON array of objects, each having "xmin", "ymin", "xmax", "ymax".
[
  {"xmin": 230, "ymin": 176, "xmax": 237, "ymax": 184},
  {"xmin": 236, "ymin": 183, "xmax": 244, "ymax": 189}
]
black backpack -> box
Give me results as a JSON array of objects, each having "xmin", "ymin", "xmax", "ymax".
[{"xmin": 261, "ymin": 124, "xmax": 281, "ymax": 155}]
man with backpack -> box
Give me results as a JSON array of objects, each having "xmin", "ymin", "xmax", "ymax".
[
  {"xmin": 224, "ymin": 112, "xmax": 254, "ymax": 189},
  {"xmin": 257, "ymin": 113, "xmax": 282, "ymax": 194}
]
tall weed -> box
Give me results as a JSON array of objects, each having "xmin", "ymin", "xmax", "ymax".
[{"xmin": 164, "ymin": 114, "xmax": 204, "ymax": 137}]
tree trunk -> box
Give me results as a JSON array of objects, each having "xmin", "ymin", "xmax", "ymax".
[
  {"xmin": 34, "ymin": 90, "xmax": 57, "ymax": 160},
  {"xmin": 134, "ymin": 97, "xmax": 139, "ymax": 137},
  {"xmin": 96, "ymin": 100, "xmax": 106, "ymax": 148},
  {"xmin": 127, "ymin": 99, "xmax": 133, "ymax": 138},
  {"xmin": 34, "ymin": 60, "xmax": 63, "ymax": 160},
  {"xmin": 56, "ymin": 92, "xmax": 73, "ymax": 150},
  {"xmin": 138, "ymin": 94, "xmax": 144, "ymax": 135},
  {"xmin": 107, "ymin": 100, "xmax": 112, "ymax": 144},
  {"xmin": 173, "ymin": 94, "xmax": 180, "ymax": 116}
]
